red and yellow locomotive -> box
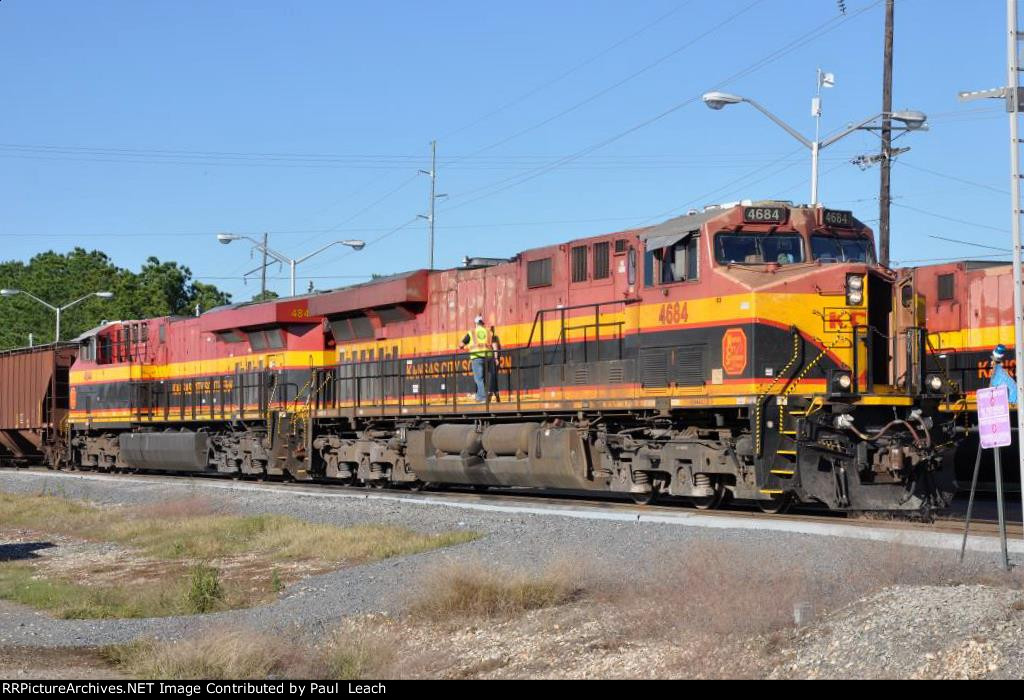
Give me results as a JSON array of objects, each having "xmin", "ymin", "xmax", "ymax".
[{"xmin": 62, "ymin": 201, "xmax": 960, "ymax": 513}]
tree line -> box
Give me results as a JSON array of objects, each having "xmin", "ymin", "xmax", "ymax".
[{"xmin": 0, "ymin": 248, "xmax": 234, "ymax": 350}]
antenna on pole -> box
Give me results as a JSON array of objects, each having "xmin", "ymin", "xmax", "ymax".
[{"xmin": 419, "ymin": 140, "xmax": 447, "ymax": 269}]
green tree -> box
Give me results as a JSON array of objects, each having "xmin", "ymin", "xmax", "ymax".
[
  {"xmin": 250, "ymin": 290, "xmax": 280, "ymax": 303},
  {"xmin": 0, "ymin": 249, "xmax": 232, "ymax": 349}
]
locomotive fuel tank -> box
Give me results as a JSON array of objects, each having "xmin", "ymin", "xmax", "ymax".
[{"xmin": 118, "ymin": 431, "xmax": 211, "ymax": 471}]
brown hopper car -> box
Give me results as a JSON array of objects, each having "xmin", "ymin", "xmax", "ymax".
[{"xmin": 0, "ymin": 343, "xmax": 76, "ymax": 465}]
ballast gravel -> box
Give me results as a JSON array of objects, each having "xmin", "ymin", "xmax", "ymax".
[{"xmin": 0, "ymin": 469, "xmax": 1017, "ymax": 662}]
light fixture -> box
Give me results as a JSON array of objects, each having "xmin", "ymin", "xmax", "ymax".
[
  {"xmin": 701, "ymin": 91, "xmax": 744, "ymax": 110},
  {"xmin": 217, "ymin": 233, "xmax": 240, "ymax": 245},
  {"xmin": 891, "ymin": 110, "xmax": 927, "ymax": 130}
]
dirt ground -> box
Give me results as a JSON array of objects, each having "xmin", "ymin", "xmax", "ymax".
[{"xmin": 0, "ymin": 645, "xmax": 127, "ymax": 680}]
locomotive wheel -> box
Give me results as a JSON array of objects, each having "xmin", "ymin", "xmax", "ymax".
[
  {"xmin": 631, "ymin": 486, "xmax": 660, "ymax": 506},
  {"xmin": 757, "ymin": 493, "xmax": 793, "ymax": 514},
  {"xmin": 691, "ymin": 483, "xmax": 727, "ymax": 511}
]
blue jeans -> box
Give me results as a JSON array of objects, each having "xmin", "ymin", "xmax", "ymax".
[{"xmin": 471, "ymin": 357, "xmax": 487, "ymax": 401}]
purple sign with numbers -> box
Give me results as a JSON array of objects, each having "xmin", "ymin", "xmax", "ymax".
[{"xmin": 978, "ymin": 386, "xmax": 1013, "ymax": 449}]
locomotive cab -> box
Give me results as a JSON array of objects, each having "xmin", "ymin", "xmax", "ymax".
[{"xmin": 634, "ymin": 202, "xmax": 957, "ymax": 511}]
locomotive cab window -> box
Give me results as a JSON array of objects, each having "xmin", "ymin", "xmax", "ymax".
[
  {"xmin": 645, "ymin": 234, "xmax": 699, "ymax": 286},
  {"xmin": 715, "ymin": 232, "xmax": 804, "ymax": 265},
  {"xmin": 810, "ymin": 235, "xmax": 875, "ymax": 264}
]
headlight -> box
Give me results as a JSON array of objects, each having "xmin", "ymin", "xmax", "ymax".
[
  {"xmin": 846, "ymin": 274, "xmax": 865, "ymax": 306},
  {"xmin": 832, "ymin": 371, "xmax": 853, "ymax": 393},
  {"xmin": 927, "ymin": 375, "xmax": 944, "ymax": 392}
]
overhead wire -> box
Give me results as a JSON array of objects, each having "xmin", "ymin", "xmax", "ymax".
[{"xmin": 437, "ymin": 0, "xmax": 883, "ymax": 216}]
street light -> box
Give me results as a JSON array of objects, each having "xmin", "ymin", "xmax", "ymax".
[
  {"xmin": 700, "ymin": 91, "xmax": 928, "ymax": 205},
  {"xmin": 216, "ymin": 234, "xmax": 366, "ymax": 296},
  {"xmin": 0, "ymin": 289, "xmax": 114, "ymax": 342}
]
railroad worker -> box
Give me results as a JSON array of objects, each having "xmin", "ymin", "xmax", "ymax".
[
  {"xmin": 487, "ymin": 325, "xmax": 502, "ymax": 403},
  {"xmin": 457, "ymin": 315, "xmax": 498, "ymax": 402},
  {"xmin": 990, "ymin": 343, "xmax": 1018, "ymax": 404}
]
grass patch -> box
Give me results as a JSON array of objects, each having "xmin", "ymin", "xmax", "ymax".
[
  {"xmin": 410, "ymin": 561, "xmax": 581, "ymax": 620},
  {"xmin": 0, "ymin": 563, "xmax": 191, "ymax": 619},
  {"xmin": 0, "ymin": 490, "xmax": 478, "ymax": 619},
  {"xmin": 185, "ymin": 563, "xmax": 223, "ymax": 614},
  {"xmin": 0, "ymin": 491, "xmax": 477, "ymax": 563}
]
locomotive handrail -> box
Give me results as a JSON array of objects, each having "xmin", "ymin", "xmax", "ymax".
[
  {"xmin": 753, "ymin": 327, "xmax": 802, "ymax": 458},
  {"xmin": 523, "ymin": 299, "xmax": 638, "ymax": 351}
]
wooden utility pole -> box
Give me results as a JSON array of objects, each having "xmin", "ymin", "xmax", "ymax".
[{"xmin": 879, "ymin": 0, "xmax": 895, "ymax": 267}]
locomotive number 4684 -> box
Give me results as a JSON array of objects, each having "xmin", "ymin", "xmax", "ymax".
[{"xmin": 658, "ymin": 301, "xmax": 688, "ymax": 325}]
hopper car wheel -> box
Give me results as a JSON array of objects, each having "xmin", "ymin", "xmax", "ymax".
[
  {"xmin": 758, "ymin": 493, "xmax": 793, "ymax": 515},
  {"xmin": 691, "ymin": 483, "xmax": 727, "ymax": 511},
  {"xmin": 407, "ymin": 480, "xmax": 425, "ymax": 492}
]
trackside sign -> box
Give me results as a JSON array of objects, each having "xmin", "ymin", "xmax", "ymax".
[{"xmin": 978, "ymin": 385, "xmax": 1012, "ymax": 449}]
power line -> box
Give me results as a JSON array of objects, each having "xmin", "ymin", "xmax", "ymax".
[
  {"xmin": 890, "ymin": 252, "xmax": 1011, "ymax": 265},
  {"xmin": 451, "ymin": 0, "xmax": 765, "ymax": 162},
  {"xmin": 634, "ymin": 149, "xmax": 807, "ymax": 226},
  {"xmin": 896, "ymin": 161, "xmax": 1009, "ymax": 195},
  {"xmin": 893, "ymin": 202, "xmax": 1009, "ymax": 233},
  {"xmin": 312, "ymin": 216, "xmax": 423, "ymax": 270},
  {"xmin": 288, "ymin": 173, "xmax": 421, "ymax": 251},
  {"xmin": 439, "ymin": 1, "xmax": 695, "ymax": 142},
  {"xmin": 195, "ymin": 274, "xmax": 374, "ymax": 280},
  {"xmin": 440, "ymin": 0, "xmax": 882, "ymax": 214},
  {"xmin": 1, "ymin": 215, "xmax": 664, "ymax": 239},
  {"xmin": 928, "ymin": 234, "xmax": 1011, "ymax": 252}
]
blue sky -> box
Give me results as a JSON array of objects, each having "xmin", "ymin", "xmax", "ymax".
[{"xmin": 0, "ymin": 0, "xmax": 1012, "ymax": 300}]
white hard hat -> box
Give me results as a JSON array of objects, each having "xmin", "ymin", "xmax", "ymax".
[{"xmin": 474, "ymin": 315, "xmax": 484, "ymax": 324}]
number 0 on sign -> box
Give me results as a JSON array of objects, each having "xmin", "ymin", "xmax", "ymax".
[{"xmin": 977, "ymin": 386, "xmax": 1013, "ymax": 449}]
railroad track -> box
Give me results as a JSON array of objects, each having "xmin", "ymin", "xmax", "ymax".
[{"xmin": 8, "ymin": 466, "xmax": 1022, "ymax": 542}]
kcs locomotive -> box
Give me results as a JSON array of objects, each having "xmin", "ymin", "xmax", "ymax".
[{"xmin": 5, "ymin": 202, "xmax": 964, "ymax": 514}]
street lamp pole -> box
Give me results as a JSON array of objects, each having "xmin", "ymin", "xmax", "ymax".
[
  {"xmin": 956, "ymin": 0, "xmax": 1024, "ymax": 532},
  {"xmin": 217, "ymin": 234, "xmax": 366, "ymax": 297},
  {"xmin": 0, "ymin": 289, "xmax": 114, "ymax": 342},
  {"xmin": 701, "ymin": 91, "xmax": 926, "ymax": 206}
]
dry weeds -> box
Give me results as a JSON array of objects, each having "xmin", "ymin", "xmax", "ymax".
[
  {"xmin": 77, "ymin": 538, "xmax": 1024, "ymax": 679},
  {"xmin": 105, "ymin": 624, "xmax": 396, "ymax": 680},
  {"xmin": 409, "ymin": 560, "xmax": 583, "ymax": 621}
]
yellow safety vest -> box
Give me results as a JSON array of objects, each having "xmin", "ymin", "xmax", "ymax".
[{"xmin": 468, "ymin": 326, "xmax": 492, "ymax": 359}]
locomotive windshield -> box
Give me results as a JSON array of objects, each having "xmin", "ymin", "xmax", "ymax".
[
  {"xmin": 714, "ymin": 232, "xmax": 804, "ymax": 265},
  {"xmin": 810, "ymin": 235, "xmax": 875, "ymax": 263}
]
